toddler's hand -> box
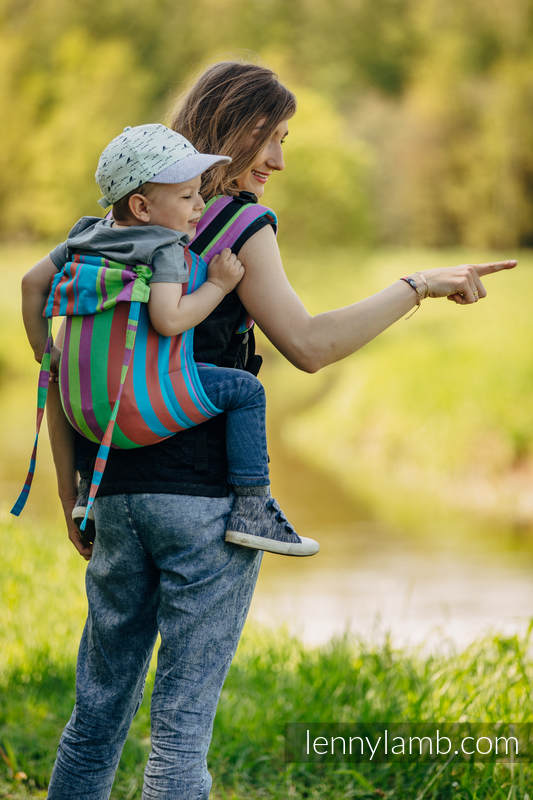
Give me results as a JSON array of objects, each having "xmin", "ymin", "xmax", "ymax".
[{"xmin": 207, "ymin": 248, "xmax": 245, "ymax": 294}]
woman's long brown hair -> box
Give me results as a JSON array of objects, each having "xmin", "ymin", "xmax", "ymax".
[{"xmin": 171, "ymin": 62, "xmax": 296, "ymax": 201}]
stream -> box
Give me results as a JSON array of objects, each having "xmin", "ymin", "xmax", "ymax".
[{"xmin": 248, "ymin": 424, "xmax": 533, "ymax": 650}]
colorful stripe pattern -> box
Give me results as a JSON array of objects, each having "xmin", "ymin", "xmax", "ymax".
[
  {"xmin": 12, "ymin": 250, "xmax": 221, "ymax": 528},
  {"xmin": 193, "ymin": 196, "xmax": 277, "ymax": 333},
  {"xmin": 10, "ymin": 320, "xmax": 53, "ymax": 517},
  {"xmin": 12, "ymin": 196, "xmax": 276, "ymax": 528}
]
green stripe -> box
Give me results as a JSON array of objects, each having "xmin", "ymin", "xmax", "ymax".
[
  {"xmin": 89, "ymin": 311, "xmax": 112, "ymax": 438},
  {"xmin": 104, "ymin": 265, "xmax": 121, "ymax": 301},
  {"xmin": 90, "ymin": 311, "xmax": 137, "ymax": 448},
  {"xmin": 66, "ymin": 318, "xmax": 95, "ymax": 441},
  {"xmin": 110, "ymin": 422, "xmax": 140, "ymax": 448},
  {"xmin": 202, "ymin": 196, "xmax": 218, "ymax": 214},
  {"xmin": 95, "ymin": 266, "xmax": 104, "ymax": 307},
  {"xmin": 197, "ymin": 205, "xmax": 248, "ymax": 257},
  {"xmin": 130, "ymin": 278, "xmax": 150, "ymax": 304}
]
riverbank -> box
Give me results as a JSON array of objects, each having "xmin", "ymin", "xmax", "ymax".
[
  {"xmin": 259, "ymin": 246, "xmax": 532, "ymax": 540},
  {"xmin": 1, "ymin": 515, "xmax": 532, "ymax": 798},
  {"xmin": 0, "ymin": 616, "xmax": 531, "ymax": 798},
  {"xmin": 0, "ymin": 243, "xmax": 531, "ymax": 796},
  {"xmin": 1, "ymin": 244, "xmax": 531, "ymax": 539}
]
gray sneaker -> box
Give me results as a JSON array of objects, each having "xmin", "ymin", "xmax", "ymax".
[{"xmin": 225, "ymin": 496, "xmax": 319, "ymax": 557}]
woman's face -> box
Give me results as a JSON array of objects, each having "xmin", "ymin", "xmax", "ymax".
[{"xmin": 235, "ymin": 119, "xmax": 289, "ymax": 198}]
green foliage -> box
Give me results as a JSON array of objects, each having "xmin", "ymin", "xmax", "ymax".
[
  {"xmin": 264, "ymin": 87, "xmax": 375, "ymax": 250},
  {"xmin": 259, "ymin": 245, "xmax": 533, "ymax": 536},
  {"xmin": 0, "ymin": 583, "xmax": 532, "ymax": 798},
  {"xmin": 0, "ymin": 241, "xmax": 532, "ymax": 797},
  {"xmin": 1, "ymin": 26, "xmax": 153, "ymax": 237},
  {"xmin": 2, "ymin": 0, "xmax": 533, "ymax": 246}
]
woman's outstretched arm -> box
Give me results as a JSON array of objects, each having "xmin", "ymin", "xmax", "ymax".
[{"xmin": 237, "ymin": 225, "xmax": 516, "ymax": 373}]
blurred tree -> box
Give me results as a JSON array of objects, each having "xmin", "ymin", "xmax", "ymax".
[
  {"xmin": 0, "ymin": 0, "xmax": 532, "ymax": 247},
  {"xmin": 2, "ymin": 28, "xmax": 153, "ymax": 238},
  {"xmin": 263, "ymin": 87, "xmax": 375, "ymax": 252}
]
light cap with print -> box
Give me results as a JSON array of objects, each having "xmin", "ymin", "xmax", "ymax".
[{"xmin": 95, "ymin": 123, "xmax": 231, "ymax": 208}]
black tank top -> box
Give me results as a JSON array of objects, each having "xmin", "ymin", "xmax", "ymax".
[{"xmin": 75, "ymin": 193, "xmax": 273, "ymax": 497}]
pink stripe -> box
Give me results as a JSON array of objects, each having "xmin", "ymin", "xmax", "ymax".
[
  {"xmin": 203, "ymin": 206, "xmax": 268, "ymax": 261},
  {"xmin": 177, "ymin": 329, "xmax": 214, "ymax": 419},
  {"xmin": 193, "ymin": 196, "xmax": 233, "ymax": 239},
  {"xmin": 60, "ymin": 320, "xmax": 75, "ymax": 427},
  {"xmin": 78, "ymin": 317, "xmax": 105, "ymax": 439}
]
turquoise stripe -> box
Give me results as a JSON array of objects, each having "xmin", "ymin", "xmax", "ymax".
[
  {"xmin": 44, "ymin": 271, "xmax": 63, "ymax": 317},
  {"xmin": 180, "ymin": 332, "xmax": 222, "ymax": 416},
  {"xmin": 179, "ymin": 250, "xmax": 221, "ymax": 416},
  {"xmin": 156, "ymin": 333, "xmax": 197, "ymax": 427},
  {"xmin": 132, "ymin": 309, "xmax": 176, "ymax": 437},
  {"xmin": 58, "ymin": 265, "xmax": 71, "ymax": 315}
]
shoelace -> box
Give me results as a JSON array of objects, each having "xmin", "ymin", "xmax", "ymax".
[{"xmin": 267, "ymin": 498, "xmax": 296, "ymax": 534}]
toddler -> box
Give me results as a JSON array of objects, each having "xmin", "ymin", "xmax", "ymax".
[{"xmin": 22, "ymin": 124, "xmax": 319, "ymax": 557}]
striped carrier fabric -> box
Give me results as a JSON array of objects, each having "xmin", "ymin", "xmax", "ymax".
[
  {"xmin": 11, "ymin": 195, "xmax": 277, "ymax": 529},
  {"xmin": 193, "ymin": 195, "xmax": 277, "ymax": 333}
]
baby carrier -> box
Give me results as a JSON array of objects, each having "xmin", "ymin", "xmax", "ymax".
[{"xmin": 12, "ymin": 195, "xmax": 276, "ymax": 529}]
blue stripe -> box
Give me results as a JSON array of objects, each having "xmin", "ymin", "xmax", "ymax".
[
  {"xmin": 11, "ymin": 486, "xmax": 30, "ymax": 516},
  {"xmin": 179, "ymin": 252, "xmax": 221, "ymax": 417},
  {"xmin": 58, "ymin": 262, "xmax": 72, "ymax": 315},
  {"xmin": 95, "ymin": 444, "xmax": 110, "ymax": 460},
  {"xmin": 179, "ymin": 331, "xmax": 222, "ymax": 417},
  {"xmin": 156, "ymin": 332, "xmax": 197, "ymax": 428},
  {"xmin": 132, "ymin": 308, "xmax": 175, "ymax": 437}
]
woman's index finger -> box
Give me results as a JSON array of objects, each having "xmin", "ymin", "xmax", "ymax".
[{"xmin": 474, "ymin": 260, "xmax": 518, "ymax": 277}]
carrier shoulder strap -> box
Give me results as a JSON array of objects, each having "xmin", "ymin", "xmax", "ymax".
[
  {"xmin": 193, "ymin": 194, "xmax": 277, "ymax": 338},
  {"xmin": 192, "ymin": 194, "xmax": 277, "ymax": 261}
]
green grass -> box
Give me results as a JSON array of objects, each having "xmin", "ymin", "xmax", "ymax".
[
  {"xmin": 0, "ymin": 243, "xmax": 532, "ymax": 797},
  {"xmin": 259, "ymin": 246, "xmax": 533, "ymax": 542},
  {"xmin": 1, "ymin": 243, "xmax": 531, "ymax": 538},
  {"xmin": 0, "ymin": 516, "xmax": 532, "ymax": 798}
]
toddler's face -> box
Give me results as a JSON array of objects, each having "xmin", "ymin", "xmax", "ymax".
[{"xmin": 147, "ymin": 175, "xmax": 205, "ymax": 237}]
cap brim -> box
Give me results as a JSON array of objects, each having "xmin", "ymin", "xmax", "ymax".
[{"xmin": 151, "ymin": 153, "xmax": 231, "ymax": 184}]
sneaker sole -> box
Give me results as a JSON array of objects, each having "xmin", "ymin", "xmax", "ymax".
[
  {"xmin": 71, "ymin": 505, "xmax": 96, "ymax": 543},
  {"xmin": 72, "ymin": 505, "xmax": 95, "ymax": 522},
  {"xmin": 225, "ymin": 530, "xmax": 319, "ymax": 557}
]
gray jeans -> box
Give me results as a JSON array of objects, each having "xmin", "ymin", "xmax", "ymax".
[{"xmin": 47, "ymin": 493, "xmax": 262, "ymax": 800}]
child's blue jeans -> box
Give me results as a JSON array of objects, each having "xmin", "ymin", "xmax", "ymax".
[
  {"xmin": 197, "ymin": 366, "xmax": 269, "ymax": 489},
  {"xmin": 47, "ymin": 492, "xmax": 262, "ymax": 799}
]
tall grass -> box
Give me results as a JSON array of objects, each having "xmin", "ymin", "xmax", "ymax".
[
  {"xmin": 0, "ymin": 514, "xmax": 532, "ymax": 799},
  {"xmin": 1, "ymin": 244, "xmax": 531, "ymax": 536},
  {"xmin": 259, "ymin": 246, "xmax": 533, "ymax": 541},
  {"xmin": 0, "ymin": 244, "xmax": 532, "ymax": 797}
]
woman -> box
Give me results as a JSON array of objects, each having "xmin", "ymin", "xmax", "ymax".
[{"xmin": 40, "ymin": 62, "xmax": 515, "ymax": 798}]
